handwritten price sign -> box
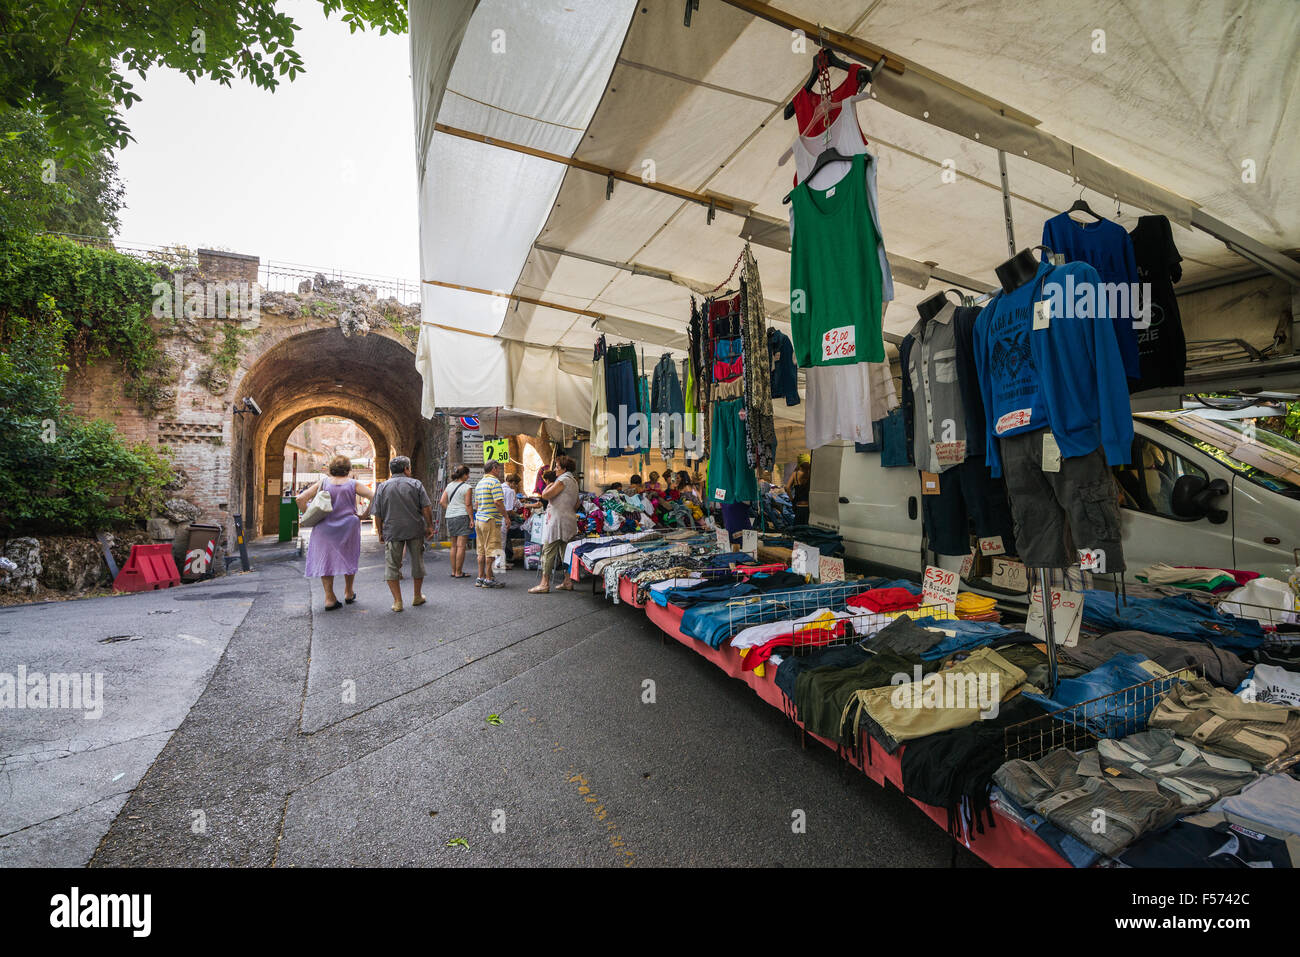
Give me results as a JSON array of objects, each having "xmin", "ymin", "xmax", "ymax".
[
  {"xmin": 922, "ymin": 565, "xmax": 958, "ymax": 612},
  {"xmin": 1026, "ymin": 586, "xmax": 1084, "ymax": 647},
  {"xmin": 821, "ymin": 325, "xmax": 857, "ymax": 362},
  {"xmin": 818, "ymin": 556, "xmax": 845, "ymax": 582},
  {"xmin": 979, "ymin": 536, "xmax": 1006, "ymax": 557}
]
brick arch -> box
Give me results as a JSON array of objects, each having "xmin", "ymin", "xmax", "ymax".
[
  {"xmin": 258, "ymin": 402, "xmax": 394, "ymax": 535},
  {"xmin": 226, "ymin": 326, "xmax": 428, "ymax": 537}
]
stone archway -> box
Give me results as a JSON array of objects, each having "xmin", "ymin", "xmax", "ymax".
[{"xmin": 227, "ymin": 326, "xmax": 428, "ymax": 538}]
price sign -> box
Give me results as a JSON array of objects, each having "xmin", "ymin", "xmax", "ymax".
[
  {"xmin": 714, "ymin": 487, "xmax": 727, "ymax": 501},
  {"xmin": 818, "ymin": 556, "xmax": 845, "ymax": 582},
  {"xmin": 994, "ymin": 409, "xmax": 1033, "ymax": 435},
  {"xmin": 741, "ymin": 529, "xmax": 759, "ymax": 554},
  {"xmin": 978, "ymin": 536, "xmax": 1006, "ymax": 557},
  {"xmin": 791, "ymin": 541, "xmax": 820, "ymax": 578},
  {"xmin": 821, "ymin": 325, "xmax": 857, "ymax": 362},
  {"xmin": 716, "ymin": 528, "xmax": 732, "ymax": 552},
  {"xmin": 922, "ymin": 565, "xmax": 959, "ymax": 613},
  {"xmin": 1077, "ymin": 548, "xmax": 1107, "ymax": 573},
  {"xmin": 958, "ymin": 551, "xmax": 976, "ymax": 579},
  {"xmin": 991, "ymin": 558, "xmax": 1029, "ymax": 593},
  {"xmin": 483, "ymin": 438, "xmax": 509, "ymax": 464},
  {"xmin": 1026, "ymin": 586, "xmax": 1084, "ymax": 648}
]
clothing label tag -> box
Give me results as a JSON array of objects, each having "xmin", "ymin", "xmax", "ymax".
[
  {"xmin": 1026, "ymin": 585, "xmax": 1084, "ymax": 648},
  {"xmin": 825, "ymin": 186, "xmax": 836, "ymax": 198},
  {"xmin": 741, "ymin": 529, "xmax": 759, "ymax": 554},
  {"xmin": 1049, "ymin": 253, "xmax": 1065, "ymax": 267},
  {"xmin": 920, "ymin": 471, "xmax": 941, "ymax": 495},
  {"xmin": 978, "ymin": 535, "xmax": 1006, "ymax": 557},
  {"xmin": 1032, "ymin": 298, "xmax": 1051, "ymax": 330},
  {"xmin": 821, "ymin": 325, "xmax": 857, "ymax": 362},
  {"xmin": 1041, "ymin": 432, "xmax": 1062, "ymax": 473},
  {"xmin": 714, "ymin": 487, "xmax": 727, "ymax": 501},
  {"xmin": 818, "ymin": 556, "xmax": 845, "ymax": 582},
  {"xmin": 933, "ymin": 440, "xmax": 967, "ymax": 468},
  {"xmin": 922, "ymin": 565, "xmax": 959, "ymax": 613},
  {"xmin": 716, "ymin": 529, "xmax": 732, "ymax": 552},
  {"xmin": 958, "ymin": 551, "xmax": 976, "ymax": 579},
  {"xmin": 995, "ymin": 409, "xmax": 1033, "ymax": 435}
]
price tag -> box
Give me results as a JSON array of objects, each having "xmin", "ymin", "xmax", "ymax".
[
  {"xmin": 922, "ymin": 565, "xmax": 959, "ymax": 613},
  {"xmin": 821, "ymin": 325, "xmax": 857, "ymax": 362},
  {"xmin": 714, "ymin": 487, "xmax": 727, "ymax": 501},
  {"xmin": 991, "ymin": 557, "xmax": 1029, "ymax": 593},
  {"xmin": 934, "ymin": 441, "xmax": 967, "ymax": 468},
  {"xmin": 978, "ymin": 535, "xmax": 1006, "ymax": 557},
  {"xmin": 1041, "ymin": 432, "xmax": 1062, "ymax": 473},
  {"xmin": 1032, "ymin": 298, "xmax": 1051, "ymax": 330},
  {"xmin": 818, "ymin": 556, "xmax": 845, "ymax": 582},
  {"xmin": 791, "ymin": 541, "xmax": 820, "ymax": 578},
  {"xmin": 994, "ymin": 409, "xmax": 1033, "ymax": 435},
  {"xmin": 1026, "ymin": 585, "xmax": 1084, "ymax": 648},
  {"xmin": 669, "ymin": 543, "xmax": 691, "ymax": 557},
  {"xmin": 716, "ymin": 528, "xmax": 732, "ymax": 552},
  {"xmin": 920, "ymin": 471, "xmax": 941, "ymax": 495},
  {"xmin": 1077, "ymin": 548, "xmax": 1107, "ymax": 573},
  {"xmin": 483, "ymin": 438, "xmax": 509, "ymax": 464},
  {"xmin": 958, "ymin": 551, "xmax": 976, "ymax": 579},
  {"xmin": 741, "ymin": 529, "xmax": 759, "ymax": 554}
]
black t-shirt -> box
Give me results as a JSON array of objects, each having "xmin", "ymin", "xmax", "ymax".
[{"xmin": 1129, "ymin": 215, "xmax": 1186, "ymax": 390}]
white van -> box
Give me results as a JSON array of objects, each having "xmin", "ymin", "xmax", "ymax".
[{"xmin": 810, "ymin": 411, "xmax": 1300, "ymax": 582}]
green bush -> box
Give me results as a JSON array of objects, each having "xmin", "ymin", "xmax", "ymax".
[{"xmin": 0, "ymin": 304, "xmax": 174, "ymax": 534}]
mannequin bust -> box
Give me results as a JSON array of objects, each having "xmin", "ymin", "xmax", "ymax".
[
  {"xmin": 916, "ymin": 290, "xmax": 949, "ymax": 322},
  {"xmin": 994, "ymin": 248, "xmax": 1040, "ymax": 292}
]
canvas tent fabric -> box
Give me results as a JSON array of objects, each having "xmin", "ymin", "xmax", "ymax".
[{"xmin": 411, "ymin": 0, "xmax": 1300, "ymax": 425}]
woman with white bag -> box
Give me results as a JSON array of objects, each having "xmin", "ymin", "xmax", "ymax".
[
  {"xmin": 296, "ymin": 455, "xmax": 374, "ymax": 610},
  {"xmin": 529, "ymin": 455, "xmax": 579, "ymax": 594}
]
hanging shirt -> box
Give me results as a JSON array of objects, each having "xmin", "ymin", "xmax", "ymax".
[
  {"xmin": 1041, "ymin": 213, "xmax": 1142, "ymax": 380},
  {"xmin": 973, "ymin": 260, "xmax": 1133, "ymax": 478},
  {"xmin": 904, "ymin": 302, "xmax": 969, "ymax": 472},
  {"xmin": 792, "ymin": 63, "xmax": 868, "ymax": 138},
  {"xmin": 788, "ymin": 152, "xmax": 885, "ymax": 368},
  {"xmin": 768, "ymin": 328, "xmax": 800, "ymax": 406},
  {"xmin": 790, "ymin": 100, "xmax": 894, "ymax": 304},
  {"xmin": 1129, "ymin": 214, "xmax": 1187, "ymax": 390}
]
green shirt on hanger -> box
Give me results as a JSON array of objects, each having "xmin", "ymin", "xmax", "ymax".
[{"xmin": 789, "ymin": 152, "xmax": 885, "ymax": 367}]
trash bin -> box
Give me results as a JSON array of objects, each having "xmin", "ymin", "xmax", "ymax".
[
  {"xmin": 278, "ymin": 497, "xmax": 299, "ymax": 543},
  {"xmin": 183, "ymin": 523, "xmax": 222, "ymax": 581}
]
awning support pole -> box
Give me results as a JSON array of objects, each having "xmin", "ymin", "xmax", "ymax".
[{"xmin": 997, "ymin": 149, "xmax": 1016, "ymax": 258}]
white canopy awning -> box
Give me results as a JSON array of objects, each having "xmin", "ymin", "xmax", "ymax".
[{"xmin": 411, "ymin": 0, "xmax": 1300, "ymax": 427}]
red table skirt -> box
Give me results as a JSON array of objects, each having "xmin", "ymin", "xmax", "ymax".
[{"xmin": 641, "ymin": 588, "xmax": 1068, "ymax": 868}]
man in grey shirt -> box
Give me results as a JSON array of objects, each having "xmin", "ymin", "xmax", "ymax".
[{"xmin": 371, "ymin": 455, "xmax": 433, "ymax": 612}]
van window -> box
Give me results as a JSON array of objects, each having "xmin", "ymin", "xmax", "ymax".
[
  {"xmin": 1143, "ymin": 413, "xmax": 1300, "ymax": 498},
  {"xmin": 1115, "ymin": 436, "xmax": 1207, "ymax": 519}
]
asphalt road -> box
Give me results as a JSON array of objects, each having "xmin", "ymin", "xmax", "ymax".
[{"xmin": 3, "ymin": 532, "xmax": 979, "ymax": 867}]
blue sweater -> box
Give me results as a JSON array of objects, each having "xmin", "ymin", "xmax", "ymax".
[{"xmin": 974, "ymin": 261, "xmax": 1133, "ymax": 478}]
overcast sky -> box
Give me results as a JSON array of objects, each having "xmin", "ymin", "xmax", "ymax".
[{"xmin": 115, "ymin": 0, "xmax": 419, "ymax": 281}]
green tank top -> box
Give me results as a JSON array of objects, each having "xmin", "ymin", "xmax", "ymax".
[{"xmin": 789, "ymin": 152, "xmax": 885, "ymax": 367}]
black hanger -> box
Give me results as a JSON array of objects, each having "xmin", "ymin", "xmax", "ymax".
[
  {"xmin": 782, "ymin": 48, "xmax": 867, "ymax": 120},
  {"xmin": 782, "ymin": 146, "xmax": 850, "ymax": 204},
  {"xmin": 1065, "ymin": 186, "xmax": 1101, "ymax": 221}
]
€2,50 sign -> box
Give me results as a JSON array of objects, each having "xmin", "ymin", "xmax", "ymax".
[{"xmin": 483, "ymin": 439, "xmax": 509, "ymax": 464}]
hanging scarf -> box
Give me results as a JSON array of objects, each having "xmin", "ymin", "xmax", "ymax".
[{"xmin": 740, "ymin": 245, "xmax": 777, "ymax": 471}]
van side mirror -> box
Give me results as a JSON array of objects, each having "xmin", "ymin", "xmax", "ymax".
[{"xmin": 1171, "ymin": 475, "xmax": 1229, "ymax": 524}]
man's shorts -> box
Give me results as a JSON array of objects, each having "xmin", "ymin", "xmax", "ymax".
[
  {"xmin": 999, "ymin": 429, "xmax": 1125, "ymax": 572},
  {"xmin": 385, "ymin": 537, "xmax": 426, "ymax": 581},
  {"xmin": 475, "ymin": 519, "xmax": 503, "ymax": 557}
]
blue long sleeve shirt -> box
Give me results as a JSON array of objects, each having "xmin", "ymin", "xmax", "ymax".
[
  {"xmin": 1042, "ymin": 214, "xmax": 1143, "ymax": 380},
  {"xmin": 974, "ymin": 260, "xmax": 1133, "ymax": 478}
]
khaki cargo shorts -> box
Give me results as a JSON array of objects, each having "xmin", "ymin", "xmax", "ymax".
[
  {"xmin": 475, "ymin": 520, "xmax": 503, "ymax": 557},
  {"xmin": 385, "ymin": 537, "xmax": 426, "ymax": 581}
]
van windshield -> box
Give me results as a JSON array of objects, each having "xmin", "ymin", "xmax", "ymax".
[{"xmin": 1142, "ymin": 412, "xmax": 1300, "ymax": 497}]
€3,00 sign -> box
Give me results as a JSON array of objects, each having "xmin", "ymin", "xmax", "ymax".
[{"xmin": 922, "ymin": 565, "xmax": 958, "ymax": 612}]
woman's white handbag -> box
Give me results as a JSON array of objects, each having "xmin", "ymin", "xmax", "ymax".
[{"xmin": 299, "ymin": 479, "xmax": 334, "ymax": 528}]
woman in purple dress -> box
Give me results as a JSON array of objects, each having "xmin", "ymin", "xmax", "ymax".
[{"xmin": 297, "ymin": 454, "xmax": 374, "ymax": 610}]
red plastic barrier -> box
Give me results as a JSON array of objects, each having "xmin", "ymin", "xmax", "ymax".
[{"xmin": 113, "ymin": 543, "xmax": 182, "ymax": 592}]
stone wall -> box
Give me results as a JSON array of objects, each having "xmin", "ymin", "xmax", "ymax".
[{"xmin": 58, "ymin": 249, "xmax": 430, "ymax": 564}]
